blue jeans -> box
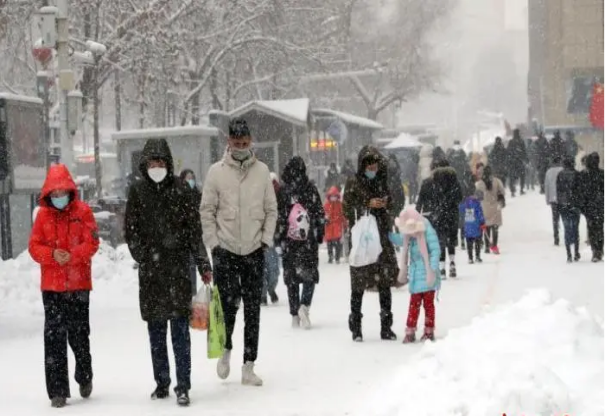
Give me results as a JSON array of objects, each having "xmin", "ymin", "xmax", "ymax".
[
  {"xmin": 147, "ymin": 317, "xmax": 191, "ymax": 393},
  {"xmin": 262, "ymin": 247, "xmax": 279, "ymax": 300},
  {"xmin": 287, "ymin": 282, "xmax": 315, "ymax": 316},
  {"xmin": 560, "ymin": 207, "xmax": 580, "ymax": 254}
]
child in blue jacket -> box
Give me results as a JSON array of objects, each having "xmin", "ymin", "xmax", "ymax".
[
  {"xmin": 392, "ymin": 206, "xmax": 441, "ymax": 343},
  {"xmin": 459, "ymin": 187, "xmax": 486, "ymax": 264}
]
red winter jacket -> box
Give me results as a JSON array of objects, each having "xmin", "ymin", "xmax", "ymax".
[
  {"xmin": 29, "ymin": 164, "xmax": 99, "ymax": 292},
  {"xmin": 324, "ymin": 186, "xmax": 346, "ymax": 241}
]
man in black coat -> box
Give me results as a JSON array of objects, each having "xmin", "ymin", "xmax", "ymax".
[
  {"xmin": 488, "ymin": 137, "xmax": 508, "ymax": 186},
  {"xmin": 416, "ymin": 158, "xmax": 463, "ymax": 279},
  {"xmin": 124, "ymin": 139, "xmax": 212, "ymax": 406},
  {"xmin": 506, "ymin": 129, "xmax": 529, "ymax": 197},
  {"xmin": 533, "ymin": 132, "xmax": 550, "ymax": 193},
  {"xmin": 549, "ymin": 131, "xmax": 566, "ymax": 165},
  {"xmin": 579, "ymin": 152, "xmax": 604, "ymax": 261}
]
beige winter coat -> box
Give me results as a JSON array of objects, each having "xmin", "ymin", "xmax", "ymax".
[
  {"xmin": 200, "ymin": 148, "xmax": 278, "ymax": 256},
  {"xmin": 475, "ymin": 177, "xmax": 505, "ymax": 226}
]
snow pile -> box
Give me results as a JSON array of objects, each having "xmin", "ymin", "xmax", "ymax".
[
  {"xmin": 365, "ymin": 289, "xmax": 604, "ymax": 416},
  {"xmin": 0, "ymin": 241, "xmax": 136, "ymax": 318}
]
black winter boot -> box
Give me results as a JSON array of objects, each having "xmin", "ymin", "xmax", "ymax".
[
  {"xmin": 348, "ymin": 313, "xmax": 363, "ymax": 342},
  {"xmin": 380, "ymin": 311, "xmax": 397, "ymax": 341}
]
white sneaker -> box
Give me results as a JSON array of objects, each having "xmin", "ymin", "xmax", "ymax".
[
  {"xmin": 241, "ymin": 361, "xmax": 263, "ymax": 386},
  {"xmin": 298, "ymin": 305, "xmax": 311, "ymax": 329},
  {"xmin": 217, "ymin": 349, "xmax": 231, "ymax": 380},
  {"xmin": 292, "ymin": 315, "xmax": 300, "ymax": 328}
]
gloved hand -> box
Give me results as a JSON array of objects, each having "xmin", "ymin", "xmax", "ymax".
[{"xmin": 388, "ymin": 231, "xmax": 404, "ymax": 247}]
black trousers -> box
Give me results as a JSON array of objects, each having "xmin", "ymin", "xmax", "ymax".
[
  {"xmin": 466, "ymin": 237, "xmax": 482, "ymax": 260},
  {"xmin": 551, "ymin": 203, "xmax": 561, "ymax": 243},
  {"xmin": 509, "ymin": 169, "xmax": 526, "ymax": 194},
  {"xmin": 213, "ymin": 246, "xmax": 264, "ymax": 363},
  {"xmin": 351, "ymin": 286, "xmax": 392, "ymax": 316},
  {"xmin": 327, "ymin": 240, "xmax": 343, "ymax": 261},
  {"xmin": 538, "ymin": 167, "xmax": 547, "ymax": 192},
  {"xmin": 43, "ymin": 291, "xmax": 92, "ymax": 400},
  {"xmin": 147, "ymin": 317, "xmax": 191, "ymax": 393},
  {"xmin": 586, "ymin": 214, "xmax": 604, "ymax": 257},
  {"xmin": 435, "ymin": 224, "xmax": 456, "ymax": 262}
]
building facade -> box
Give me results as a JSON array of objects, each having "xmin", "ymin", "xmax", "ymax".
[{"xmin": 528, "ymin": 0, "xmax": 604, "ymax": 160}]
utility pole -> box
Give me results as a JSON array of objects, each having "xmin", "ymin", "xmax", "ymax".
[{"xmin": 56, "ymin": 0, "xmax": 75, "ymax": 172}]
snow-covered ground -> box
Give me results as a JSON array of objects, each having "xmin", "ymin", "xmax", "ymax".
[{"xmin": 0, "ymin": 192, "xmax": 602, "ymax": 415}]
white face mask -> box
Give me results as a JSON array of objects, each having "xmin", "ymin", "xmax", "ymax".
[{"xmin": 148, "ymin": 167, "xmax": 167, "ymax": 183}]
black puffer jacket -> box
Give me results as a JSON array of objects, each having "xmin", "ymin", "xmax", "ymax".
[
  {"xmin": 343, "ymin": 146, "xmax": 399, "ymax": 291},
  {"xmin": 533, "ymin": 134, "xmax": 550, "ymax": 171},
  {"xmin": 276, "ymin": 157, "xmax": 325, "ymax": 285},
  {"xmin": 506, "ymin": 130, "xmax": 528, "ymax": 171},
  {"xmin": 579, "ymin": 152, "xmax": 604, "ymax": 219},
  {"xmin": 556, "ymin": 159, "xmax": 582, "ymax": 209},
  {"xmin": 489, "ymin": 137, "xmax": 508, "ymax": 181},
  {"xmin": 124, "ymin": 139, "xmax": 211, "ymax": 321},
  {"xmin": 416, "ymin": 162, "xmax": 463, "ymax": 232}
]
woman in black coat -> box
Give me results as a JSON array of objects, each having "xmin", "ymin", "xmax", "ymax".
[
  {"xmin": 416, "ymin": 158, "xmax": 463, "ymax": 278},
  {"xmin": 276, "ymin": 157, "xmax": 325, "ymax": 329},
  {"xmin": 342, "ymin": 146, "xmax": 399, "ymax": 342}
]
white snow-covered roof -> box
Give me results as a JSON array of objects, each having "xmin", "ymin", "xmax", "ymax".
[
  {"xmin": 384, "ymin": 132, "xmax": 423, "ymax": 149},
  {"xmin": 229, "ymin": 98, "xmax": 310, "ymax": 127},
  {"xmin": 311, "ymin": 108, "xmax": 383, "ymax": 130},
  {"xmin": 111, "ymin": 125, "xmax": 218, "ymax": 141},
  {"xmin": 0, "ymin": 93, "xmax": 43, "ymax": 105}
]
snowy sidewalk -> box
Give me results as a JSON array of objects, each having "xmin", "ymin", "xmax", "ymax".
[{"xmin": 0, "ymin": 192, "xmax": 602, "ymax": 415}]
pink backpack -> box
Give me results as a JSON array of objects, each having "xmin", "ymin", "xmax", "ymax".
[{"xmin": 287, "ymin": 201, "xmax": 310, "ymax": 241}]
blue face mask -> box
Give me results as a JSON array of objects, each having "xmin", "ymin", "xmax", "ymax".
[
  {"xmin": 187, "ymin": 179, "xmax": 196, "ymax": 189},
  {"xmin": 364, "ymin": 170, "xmax": 377, "ymax": 180},
  {"xmin": 51, "ymin": 195, "xmax": 69, "ymax": 210}
]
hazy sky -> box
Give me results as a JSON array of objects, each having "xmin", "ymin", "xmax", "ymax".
[{"xmin": 395, "ymin": 0, "xmax": 529, "ymax": 144}]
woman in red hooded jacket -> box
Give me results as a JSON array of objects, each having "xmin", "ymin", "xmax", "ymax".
[
  {"xmin": 29, "ymin": 164, "xmax": 99, "ymax": 408},
  {"xmin": 324, "ymin": 186, "xmax": 347, "ymax": 263}
]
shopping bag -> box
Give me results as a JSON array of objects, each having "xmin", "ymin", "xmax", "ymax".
[
  {"xmin": 349, "ymin": 212, "xmax": 382, "ymax": 267},
  {"xmin": 190, "ymin": 284, "xmax": 211, "ymax": 330},
  {"xmin": 207, "ymin": 285, "xmax": 226, "ymax": 359}
]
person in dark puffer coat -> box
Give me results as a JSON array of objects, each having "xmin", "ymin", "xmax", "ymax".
[
  {"xmin": 549, "ymin": 131, "xmax": 566, "ymax": 166},
  {"xmin": 276, "ymin": 157, "xmax": 325, "ymax": 329},
  {"xmin": 556, "ymin": 156, "xmax": 582, "ymax": 263},
  {"xmin": 579, "ymin": 152, "xmax": 604, "ymax": 261},
  {"xmin": 125, "ymin": 139, "xmax": 211, "ymax": 405},
  {"xmin": 416, "ymin": 158, "xmax": 463, "ymax": 279},
  {"xmin": 533, "ymin": 132, "xmax": 550, "ymax": 193},
  {"xmin": 343, "ymin": 146, "xmax": 399, "ymax": 342},
  {"xmin": 506, "ymin": 128, "xmax": 528, "ymax": 197},
  {"xmin": 488, "ymin": 137, "xmax": 509, "ymax": 186}
]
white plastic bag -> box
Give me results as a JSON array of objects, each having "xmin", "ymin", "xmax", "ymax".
[
  {"xmin": 349, "ymin": 212, "xmax": 382, "ymax": 267},
  {"xmin": 190, "ymin": 284, "xmax": 211, "ymax": 330}
]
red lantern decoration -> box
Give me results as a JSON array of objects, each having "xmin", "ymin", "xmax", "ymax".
[{"xmin": 32, "ymin": 47, "xmax": 53, "ymax": 65}]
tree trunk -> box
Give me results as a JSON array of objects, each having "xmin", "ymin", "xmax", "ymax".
[
  {"xmin": 191, "ymin": 88, "xmax": 200, "ymax": 125},
  {"xmin": 93, "ymin": 58, "xmax": 102, "ymax": 199},
  {"xmin": 210, "ymin": 68, "xmax": 223, "ymax": 110},
  {"xmin": 114, "ymin": 70, "xmax": 121, "ymax": 131},
  {"xmin": 366, "ymin": 107, "xmax": 379, "ymax": 121}
]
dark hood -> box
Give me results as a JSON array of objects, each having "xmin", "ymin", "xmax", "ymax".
[
  {"xmin": 432, "ymin": 166, "xmax": 459, "ymax": 189},
  {"xmin": 139, "ymin": 139, "xmax": 174, "ymax": 183},
  {"xmin": 356, "ymin": 145, "xmax": 384, "ymax": 176},
  {"xmin": 586, "ymin": 152, "xmax": 600, "ymax": 171},
  {"xmin": 282, "ymin": 156, "xmax": 308, "ymax": 186}
]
